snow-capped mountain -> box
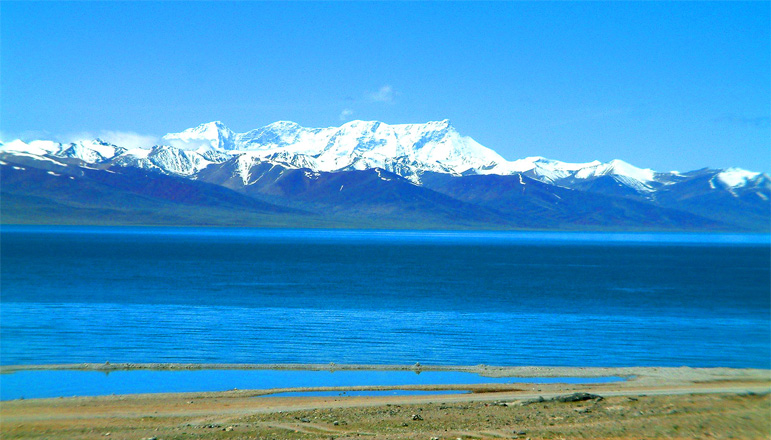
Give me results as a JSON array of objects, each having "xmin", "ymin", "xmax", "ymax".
[
  {"xmin": 1, "ymin": 138, "xmax": 125, "ymax": 163},
  {"xmin": 158, "ymin": 119, "xmax": 506, "ymax": 182},
  {"xmin": 149, "ymin": 120, "xmax": 771, "ymax": 197},
  {"xmin": 162, "ymin": 121, "xmax": 236, "ymax": 151},
  {"xmin": 2, "ymin": 120, "xmax": 767, "ymax": 191},
  {"xmin": 483, "ymin": 156, "xmax": 662, "ymax": 193},
  {"xmin": 1, "ymin": 119, "xmax": 768, "ymax": 231},
  {"xmin": 714, "ymin": 168, "xmax": 766, "ymax": 191}
]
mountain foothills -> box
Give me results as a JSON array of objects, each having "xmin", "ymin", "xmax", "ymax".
[{"xmin": 1, "ymin": 120, "xmax": 768, "ymax": 230}]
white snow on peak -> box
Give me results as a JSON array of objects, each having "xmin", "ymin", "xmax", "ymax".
[
  {"xmin": 1, "ymin": 137, "xmax": 126, "ymax": 164},
  {"xmin": 124, "ymin": 148, "xmax": 151, "ymax": 159},
  {"xmin": 0, "ymin": 148, "xmax": 69, "ymax": 167},
  {"xmin": 6, "ymin": 121, "xmax": 766, "ymax": 197},
  {"xmin": 161, "ymin": 119, "xmax": 505, "ymax": 178},
  {"xmin": 148, "ymin": 145, "xmax": 212, "ymax": 176},
  {"xmin": 60, "ymin": 138, "xmax": 124, "ymax": 163},
  {"xmin": 485, "ymin": 156, "xmax": 605, "ymax": 182},
  {"xmin": 573, "ymin": 159, "xmax": 655, "ymax": 182},
  {"xmin": 570, "ymin": 159, "xmax": 656, "ymax": 192},
  {"xmin": 85, "ymin": 138, "xmax": 120, "ymax": 158},
  {"xmin": 481, "ymin": 156, "xmax": 658, "ymax": 191},
  {"xmin": 716, "ymin": 168, "xmax": 762, "ymax": 188},
  {"xmin": 161, "ymin": 121, "xmax": 235, "ymax": 151},
  {"xmin": 161, "ymin": 121, "xmax": 661, "ymax": 189},
  {"xmin": 0, "ymin": 139, "xmax": 61, "ymax": 156}
]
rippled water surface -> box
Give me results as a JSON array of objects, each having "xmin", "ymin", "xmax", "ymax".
[{"xmin": 2, "ymin": 226, "xmax": 769, "ymax": 368}]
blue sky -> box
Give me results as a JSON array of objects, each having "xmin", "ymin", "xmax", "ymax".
[{"xmin": 2, "ymin": 1, "xmax": 769, "ymax": 172}]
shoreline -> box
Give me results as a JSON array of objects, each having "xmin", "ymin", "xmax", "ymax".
[
  {"xmin": 4, "ymin": 362, "xmax": 769, "ymax": 375},
  {"xmin": 3, "ymin": 363, "xmax": 769, "ymax": 389},
  {"xmin": 2, "ymin": 366, "xmax": 769, "ymax": 440}
]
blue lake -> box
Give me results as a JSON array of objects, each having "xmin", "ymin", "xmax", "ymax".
[
  {"xmin": 1, "ymin": 226, "xmax": 769, "ymax": 370},
  {"xmin": 0, "ymin": 369, "xmax": 624, "ymax": 400}
]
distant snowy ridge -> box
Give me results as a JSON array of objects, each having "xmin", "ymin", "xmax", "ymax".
[
  {"xmin": 1, "ymin": 120, "xmax": 768, "ymax": 194},
  {"xmin": 158, "ymin": 119, "xmax": 507, "ymax": 181}
]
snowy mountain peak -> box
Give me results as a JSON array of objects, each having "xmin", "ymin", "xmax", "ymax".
[
  {"xmin": 195, "ymin": 120, "xmax": 229, "ymax": 132},
  {"xmin": 716, "ymin": 168, "xmax": 763, "ymax": 188},
  {"xmin": 162, "ymin": 121, "xmax": 235, "ymax": 151},
  {"xmin": 428, "ymin": 118, "xmax": 452, "ymax": 129},
  {"xmin": 176, "ymin": 121, "xmax": 232, "ymax": 138},
  {"xmin": 487, "ymin": 156, "xmax": 608, "ymax": 183},
  {"xmin": 2, "ymin": 120, "xmax": 767, "ymax": 200},
  {"xmin": 0, "ymin": 139, "xmax": 62, "ymax": 157},
  {"xmin": 158, "ymin": 120, "xmax": 507, "ymax": 178},
  {"xmin": 263, "ymin": 120, "xmax": 302, "ymax": 130},
  {"xmin": 574, "ymin": 159, "xmax": 655, "ymax": 182},
  {"xmin": 63, "ymin": 139, "xmax": 120, "ymax": 162}
]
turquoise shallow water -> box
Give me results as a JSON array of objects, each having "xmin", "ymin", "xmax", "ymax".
[
  {"xmin": 0, "ymin": 369, "xmax": 625, "ymax": 400},
  {"xmin": 1, "ymin": 226, "xmax": 769, "ymax": 369}
]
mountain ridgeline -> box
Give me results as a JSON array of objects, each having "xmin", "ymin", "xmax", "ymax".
[{"xmin": 1, "ymin": 120, "xmax": 768, "ymax": 230}]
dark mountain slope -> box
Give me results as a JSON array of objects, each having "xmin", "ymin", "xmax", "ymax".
[
  {"xmin": 197, "ymin": 160, "xmax": 517, "ymax": 227},
  {"xmin": 0, "ymin": 158, "xmax": 310, "ymax": 227},
  {"xmin": 420, "ymin": 172, "xmax": 726, "ymax": 230},
  {"xmin": 654, "ymin": 172, "xmax": 770, "ymax": 231}
]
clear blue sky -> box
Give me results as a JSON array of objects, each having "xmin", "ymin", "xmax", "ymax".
[{"xmin": 2, "ymin": 1, "xmax": 769, "ymax": 172}]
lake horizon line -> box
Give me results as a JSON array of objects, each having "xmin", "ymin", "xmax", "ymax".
[{"xmin": 2, "ymin": 224, "xmax": 769, "ymax": 246}]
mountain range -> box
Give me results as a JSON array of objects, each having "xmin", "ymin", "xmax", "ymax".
[{"xmin": 1, "ymin": 120, "xmax": 769, "ymax": 231}]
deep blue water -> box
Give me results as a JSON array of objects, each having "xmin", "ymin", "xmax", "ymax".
[
  {"xmin": 1, "ymin": 226, "xmax": 769, "ymax": 368},
  {"xmin": 0, "ymin": 369, "xmax": 623, "ymax": 400}
]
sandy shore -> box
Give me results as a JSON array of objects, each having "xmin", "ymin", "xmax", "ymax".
[{"xmin": 1, "ymin": 364, "xmax": 769, "ymax": 439}]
